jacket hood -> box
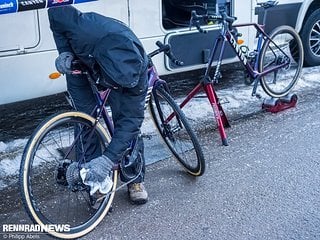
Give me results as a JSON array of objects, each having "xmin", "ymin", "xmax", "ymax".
[{"xmin": 48, "ymin": 5, "xmax": 82, "ymax": 31}]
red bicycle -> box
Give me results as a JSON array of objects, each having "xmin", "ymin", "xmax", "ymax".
[{"xmin": 175, "ymin": 1, "xmax": 303, "ymax": 145}]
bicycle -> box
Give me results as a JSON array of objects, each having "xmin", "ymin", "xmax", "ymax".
[
  {"xmin": 174, "ymin": 0, "xmax": 304, "ymax": 145},
  {"xmin": 19, "ymin": 42, "xmax": 205, "ymax": 239}
]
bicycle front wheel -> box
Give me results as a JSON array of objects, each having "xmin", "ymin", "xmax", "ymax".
[
  {"xmin": 19, "ymin": 111, "xmax": 118, "ymax": 239},
  {"xmin": 149, "ymin": 85, "xmax": 205, "ymax": 176},
  {"xmin": 259, "ymin": 25, "xmax": 304, "ymax": 98}
]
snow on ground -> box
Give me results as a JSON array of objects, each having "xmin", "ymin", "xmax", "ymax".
[{"xmin": 0, "ymin": 66, "xmax": 319, "ymax": 190}]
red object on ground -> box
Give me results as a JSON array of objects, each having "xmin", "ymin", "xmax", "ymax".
[{"xmin": 262, "ymin": 94, "xmax": 298, "ymax": 113}]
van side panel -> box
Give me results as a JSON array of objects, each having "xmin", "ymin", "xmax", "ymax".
[
  {"xmin": 0, "ymin": 1, "xmax": 129, "ymax": 104},
  {"xmin": 255, "ymin": 3, "xmax": 302, "ymax": 33},
  {"xmin": 0, "ymin": 51, "xmax": 66, "ymax": 105},
  {"xmin": 128, "ymin": 0, "xmax": 164, "ymax": 38}
]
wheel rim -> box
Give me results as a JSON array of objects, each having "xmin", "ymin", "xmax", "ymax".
[
  {"xmin": 151, "ymin": 90, "xmax": 201, "ymax": 174},
  {"xmin": 260, "ymin": 28, "xmax": 302, "ymax": 97},
  {"xmin": 309, "ymin": 20, "xmax": 320, "ymax": 57},
  {"xmin": 22, "ymin": 113, "xmax": 115, "ymax": 238}
]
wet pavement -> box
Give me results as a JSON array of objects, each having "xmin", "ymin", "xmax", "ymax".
[{"xmin": 0, "ymin": 78, "xmax": 320, "ymax": 240}]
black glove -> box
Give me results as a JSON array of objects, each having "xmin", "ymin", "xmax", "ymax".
[{"xmin": 55, "ymin": 52, "xmax": 74, "ymax": 74}]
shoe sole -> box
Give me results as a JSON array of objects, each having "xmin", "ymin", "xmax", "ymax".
[{"xmin": 129, "ymin": 195, "xmax": 148, "ymax": 205}]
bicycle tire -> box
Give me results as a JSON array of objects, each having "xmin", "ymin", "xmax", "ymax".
[
  {"xmin": 259, "ymin": 25, "xmax": 304, "ymax": 98},
  {"xmin": 149, "ymin": 85, "xmax": 205, "ymax": 176},
  {"xmin": 19, "ymin": 111, "xmax": 118, "ymax": 239}
]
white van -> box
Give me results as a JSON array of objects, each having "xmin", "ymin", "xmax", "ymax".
[{"xmin": 0, "ymin": 0, "xmax": 319, "ymax": 105}]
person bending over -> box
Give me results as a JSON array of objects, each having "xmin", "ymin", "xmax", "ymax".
[{"xmin": 48, "ymin": 5, "xmax": 148, "ymax": 204}]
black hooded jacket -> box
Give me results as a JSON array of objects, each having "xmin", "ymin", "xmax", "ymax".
[{"xmin": 48, "ymin": 6, "xmax": 148, "ymax": 88}]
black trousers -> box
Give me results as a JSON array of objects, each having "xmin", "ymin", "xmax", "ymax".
[{"xmin": 66, "ymin": 70, "xmax": 148, "ymax": 183}]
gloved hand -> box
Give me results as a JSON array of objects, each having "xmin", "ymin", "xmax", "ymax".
[
  {"xmin": 80, "ymin": 155, "xmax": 114, "ymax": 195},
  {"xmin": 55, "ymin": 52, "xmax": 75, "ymax": 74}
]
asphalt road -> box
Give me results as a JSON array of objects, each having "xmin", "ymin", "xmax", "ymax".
[{"xmin": 1, "ymin": 80, "xmax": 320, "ymax": 239}]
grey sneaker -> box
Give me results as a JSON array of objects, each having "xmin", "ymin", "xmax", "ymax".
[{"xmin": 128, "ymin": 183, "xmax": 148, "ymax": 204}]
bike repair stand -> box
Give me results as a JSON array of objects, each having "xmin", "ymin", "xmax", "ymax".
[
  {"xmin": 262, "ymin": 93, "xmax": 298, "ymax": 113},
  {"xmin": 203, "ymin": 78, "xmax": 230, "ymax": 146}
]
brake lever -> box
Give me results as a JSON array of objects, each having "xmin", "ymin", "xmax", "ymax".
[
  {"xmin": 156, "ymin": 41, "xmax": 184, "ymax": 66},
  {"xmin": 189, "ymin": 10, "xmax": 207, "ymax": 33}
]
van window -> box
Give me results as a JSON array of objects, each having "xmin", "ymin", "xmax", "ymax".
[{"xmin": 162, "ymin": 0, "xmax": 232, "ymax": 30}]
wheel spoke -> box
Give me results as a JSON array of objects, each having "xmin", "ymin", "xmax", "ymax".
[
  {"xmin": 149, "ymin": 87, "xmax": 205, "ymax": 176},
  {"xmin": 260, "ymin": 26, "xmax": 303, "ymax": 97},
  {"xmin": 310, "ymin": 21, "xmax": 320, "ymax": 57}
]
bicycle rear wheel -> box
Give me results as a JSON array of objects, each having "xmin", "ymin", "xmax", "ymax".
[
  {"xmin": 149, "ymin": 85, "xmax": 205, "ymax": 176},
  {"xmin": 259, "ymin": 25, "xmax": 304, "ymax": 98},
  {"xmin": 19, "ymin": 111, "xmax": 117, "ymax": 239}
]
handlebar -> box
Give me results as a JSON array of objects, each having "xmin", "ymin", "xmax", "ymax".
[
  {"xmin": 189, "ymin": 10, "xmax": 237, "ymax": 33},
  {"xmin": 148, "ymin": 41, "xmax": 184, "ymax": 66}
]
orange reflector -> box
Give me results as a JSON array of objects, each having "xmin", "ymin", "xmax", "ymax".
[
  {"xmin": 237, "ymin": 39, "xmax": 244, "ymax": 45},
  {"xmin": 49, "ymin": 72, "xmax": 61, "ymax": 80}
]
